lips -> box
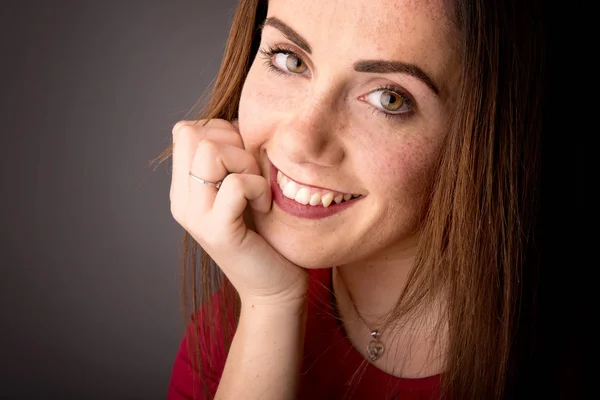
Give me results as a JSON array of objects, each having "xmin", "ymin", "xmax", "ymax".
[{"xmin": 269, "ymin": 162, "xmax": 363, "ymax": 220}]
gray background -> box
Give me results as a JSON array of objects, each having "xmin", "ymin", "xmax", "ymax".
[{"xmin": 0, "ymin": 0, "xmax": 237, "ymax": 398}]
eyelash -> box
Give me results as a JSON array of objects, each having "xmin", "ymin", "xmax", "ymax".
[
  {"xmin": 258, "ymin": 45, "xmax": 415, "ymax": 121},
  {"xmin": 259, "ymin": 45, "xmax": 298, "ymax": 78}
]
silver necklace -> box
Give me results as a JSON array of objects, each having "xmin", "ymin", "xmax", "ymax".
[{"xmin": 336, "ymin": 269, "xmax": 385, "ymax": 362}]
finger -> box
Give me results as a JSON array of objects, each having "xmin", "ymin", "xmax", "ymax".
[
  {"xmin": 171, "ymin": 121, "xmax": 242, "ymax": 208},
  {"xmin": 187, "ymin": 141, "xmax": 262, "ymax": 216},
  {"xmin": 174, "ymin": 118, "xmax": 234, "ymax": 134},
  {"xmin": 170, "ymin": 123, "xmax": 199, "ymax": 222},
  {"xmin": 173, "ymin": 120, "xmax": 243, "ymax": 149},
  {"xmin": 213, "ymin": 174, "xmax": 272, "ymax": 224}
]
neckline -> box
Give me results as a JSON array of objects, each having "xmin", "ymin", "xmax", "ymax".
[{"xmin": 318, "ymin": 267, "xmax": 442, "ymax": 391}]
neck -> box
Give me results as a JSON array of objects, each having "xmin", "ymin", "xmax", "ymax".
[
  {"xmin": 333, "ymin": 235, "xmax": 419, "ymax": 326},
  {"xmin": 332, "ymin": 235, "xmax": 448, "ymax": 377}
]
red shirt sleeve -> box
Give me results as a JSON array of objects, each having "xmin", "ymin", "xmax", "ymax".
[{"xmin": 167, "ymin": 291, "xmax": 232, "ymax": 400}]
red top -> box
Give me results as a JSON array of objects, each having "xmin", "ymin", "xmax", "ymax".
[{"xmin": 167, "ymin": 268, "xmax": 441, "ymax": 399}]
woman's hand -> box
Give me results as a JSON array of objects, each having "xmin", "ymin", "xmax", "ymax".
[{"xmin": 170, "ymin": 119, "xmax": 308, "ymax": 311}]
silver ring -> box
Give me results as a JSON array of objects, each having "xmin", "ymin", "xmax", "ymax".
[{"xmin": 188, "ymin": 171, "xmax": 223, "ymax": 189}]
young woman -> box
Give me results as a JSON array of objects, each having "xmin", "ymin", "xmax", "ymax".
[{"xmin": 157, "ymin": 0, "xmax": 545, "ymax": 398}]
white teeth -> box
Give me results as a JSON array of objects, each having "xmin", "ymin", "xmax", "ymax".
[
  {"xmin": 282, "ymin": 181, "xmax": 298, "ymax": 199},
  {"xmin": 277, "ymin": 170, "xmax": 360, "ymax": 207},
  {"xmin": 294, "ymin": 187, "xmax": 310, "ymax": 205},
  {"xmin": 321, "ymin": 192, "xmax": 334, "ymax": 208},
  {"xmin": 280, "ymin": 175, "xmax": 289, "ymax": 188},
  {"xmin": 309, "ymin": 193, "xmax": 321, "ymax": 206}
]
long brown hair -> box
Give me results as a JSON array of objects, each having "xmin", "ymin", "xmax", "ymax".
[{"xmin": 151, "ymin": 0, "xmax": 544, "ymax": 398}]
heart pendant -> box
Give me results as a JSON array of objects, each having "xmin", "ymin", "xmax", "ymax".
[{"xmin": 367, "ymin": 340, "xmax": 384, "ymax": 361}]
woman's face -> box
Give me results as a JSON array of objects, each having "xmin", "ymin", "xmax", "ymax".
[{"xmin": 238, "ymin": 0, "xmax": 459, "ymax": 268}]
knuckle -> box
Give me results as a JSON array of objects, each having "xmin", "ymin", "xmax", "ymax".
[
  {"xmin": 229, "ymin": 132, "xmax": 244, "ymax": 149},
  {"xmin": 172, "ymin": 123, "xmax": 196, "ymax": 147},
  {"xmin": 173, "ymin": 119, "xmax": 212, "ymax": 138},
  {"xmin": 221, "ymin": 173, "xmax": 242, "ymax": 189},
  {"xmin": 195, "ymin": 139, "xmax": 220, "ymax": 159},
  {"xmin": 172, "ymin": 120, "xmax": 192, "ymax": 135},
  {"xmin": 177, "ymin": 119, "xmax": 241, "ymax": 149},
  {"xmin": 202, "ymin": 118, "xmax": 230, "ymax": 129}
]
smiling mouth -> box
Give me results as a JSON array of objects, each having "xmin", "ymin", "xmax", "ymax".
[{"xmin": 276, "ymin": 170, "xmax": 362, "ymax": 208}]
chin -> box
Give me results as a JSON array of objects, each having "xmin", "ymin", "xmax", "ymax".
[{"xmin": 251, "ymin": 212, "xmax": 343, "ymax": 269}]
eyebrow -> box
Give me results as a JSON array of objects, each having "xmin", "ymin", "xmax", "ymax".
[
  {"xmin": 262, "ymin": 17, "xmax": 312, "ymax": 53},
  {"xmin": 354, "ymin": 60, "xmax": 439, "ymax": 95},
  {"xmin": 262, "ymin": 17, "xmax": 440, "ymax": 96}
]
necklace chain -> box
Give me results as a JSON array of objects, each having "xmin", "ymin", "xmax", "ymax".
[{"xmin": 336, "ymin": 268, "xmax": 386, "ymax": 362}]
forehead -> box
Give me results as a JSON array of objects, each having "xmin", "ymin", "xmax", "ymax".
[{"xmin": 266, "ymin": 0, "xmax": 459, "ymax": 93}]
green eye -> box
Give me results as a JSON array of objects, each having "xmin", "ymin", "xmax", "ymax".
[
  {"xmin": 275, "ymin": 53, "xmax": 308, "ymax": 74},
  {"xmin": 365, "ymin": 88, "xmax": 411, "ymax": 117},
  {"xmin": 379, "ymin": 91, "xmax": 404, "ymax": 111}
]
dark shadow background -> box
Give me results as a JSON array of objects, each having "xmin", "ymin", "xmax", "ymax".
[
  {"xmin": 0, "ymin": 1, "xmax": 237, "ymax": 398},
  {"xmin": 0, "ymin": 0, "xmax": 587, "ymax": 399}
]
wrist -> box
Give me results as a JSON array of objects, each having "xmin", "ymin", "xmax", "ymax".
[
  {"xmin": 239, "ymin": 277, "xmax": 309, "ymax": 317},
  {"xmin": 240, "ymin": 296, "xmax": 308, "ymax": 319}
]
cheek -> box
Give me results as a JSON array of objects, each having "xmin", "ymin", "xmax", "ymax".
[
  {"xmin": 238, "ymin": 69, "xmax": 282, "ymax": 152},
  {"xmin": 367, "ymin": 139, "xmax": 439, "ymax": 216},
  {"xmin": 238, "ymin": 83, "xmax": 264, "ymax": 151}
]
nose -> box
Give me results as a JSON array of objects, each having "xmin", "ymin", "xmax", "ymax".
[{"xmin": 273, "ymin": 92, "xmax": 346, "ymax": 167}]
